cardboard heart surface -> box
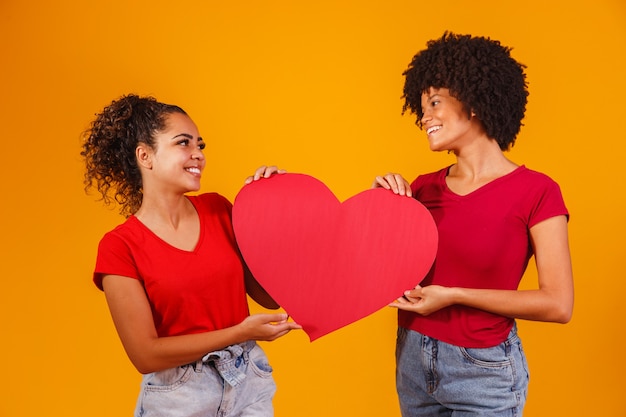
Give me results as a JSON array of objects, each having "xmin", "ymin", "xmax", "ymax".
[{"xmin": 232, "ymin": 173, "xmax": 438, "ymax": 341}]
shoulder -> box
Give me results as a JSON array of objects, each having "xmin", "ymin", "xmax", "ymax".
[
  {"xmin": 420, "ymin": 166, "xmax": 449, "ymax": 181},
  {"xmin": 517, "ymin": 166, "xmax": 558, "ymax": 182},
  {"xmin": 411, "ymin": 166, "xmax": 449, "ymax": 190},
  {"xmin": 99, "ymin": 217, "xmax": 141, "ymax": 247},
  {"xmin": 514, "ymin": 166, "xmax": 563, "ymax": 193},
  {"xmin": 188, "ymin": 192, "xmax": 233, "ymax": 210},
  {"xmin": 513, "ymin": 166, "xmax": 569, "ymax": 223},
  {"xmin": 188, "ymin": 193, "xmax": 234, "ymax": 221}
]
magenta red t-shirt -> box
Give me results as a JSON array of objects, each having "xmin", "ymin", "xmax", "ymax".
[
  {"xmin": 400, "ymin": 165, "xmax": 569, "ymax": 348},
  {"xmin": 93, "ymin": 193, "xmax": 249, "ymax": 337}
]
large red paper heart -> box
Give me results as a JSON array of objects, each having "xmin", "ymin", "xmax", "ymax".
[{"xmin": 232, "ymin": 173, "xmax": 438, "ymax": 341}]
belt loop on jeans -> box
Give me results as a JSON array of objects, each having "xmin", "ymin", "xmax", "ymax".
[
  {"xmin": 193, "ymin": 359, "xmax": 203, "ymax": 373},
  {"xmin": 504, "ymin": 322, "xmax": 519, "ymax": 356}
]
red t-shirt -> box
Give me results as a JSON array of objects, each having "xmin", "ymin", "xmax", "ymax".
[
  {"xmin": 93, "ymin": 193, "xmax": 249, "ymax": 337},
  {"xmin": 400, "ymin": 166, "xmax": 569, "ymax": 348}
]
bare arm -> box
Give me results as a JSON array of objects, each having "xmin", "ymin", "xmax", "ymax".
[
  {"xmin": 102, "ymin": 275, "xmax": 300, "ymax": 374},
  {"xmin": 244, "ymin": 264, "xmax": 280, "ymax": 309},
  {"xmin": 391, "ymin": 215, "xmax": 574, "ymax": 323}
]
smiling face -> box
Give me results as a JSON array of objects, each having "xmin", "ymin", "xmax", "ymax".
[
  {"xmin": 140, "ymin": 112, "xmax": 206, "ymax": 194},
  {"xmin": 419, "ymin": 87, "xmax": 480, "ymax": 153}
]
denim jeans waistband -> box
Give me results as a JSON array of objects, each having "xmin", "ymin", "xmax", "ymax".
[{"xmin": 198, "ymin": 341, "xmax": 256, "ymax": 387}]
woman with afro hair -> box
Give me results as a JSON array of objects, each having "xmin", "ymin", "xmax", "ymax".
[
  {"xmin": 82, "ymin": 95, "xmax": 300, "ymax": 416},
  {"xmin": 374, "ymin": 32, "xmax": 573, "ymax": 416}
]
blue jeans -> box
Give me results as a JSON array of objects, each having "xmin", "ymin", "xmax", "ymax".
[
  {"xmin": 396, "ymin": 324, "xmax": 529, "ymax": 416},
  {"xmin": 134, "ymin": 342, "xmax": 276, "ymax": 417}
]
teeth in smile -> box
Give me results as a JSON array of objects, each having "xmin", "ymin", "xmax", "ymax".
[
  {"xmin": 427, "ymin": 126, "xmax": 442, "ymax": 135},
  {"xmin": 186, "ymin": 167, "xmax": 201, "ymax": 174}
]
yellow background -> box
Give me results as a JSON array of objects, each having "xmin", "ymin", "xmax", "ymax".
[{"xmin": 1, "ymin": 1, "xmax": 624, "ymax": 416}]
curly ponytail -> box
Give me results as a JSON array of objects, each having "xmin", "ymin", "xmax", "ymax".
[{"xmin": 81, "ymin": 94, "xmax": 186, "ymax": 216}]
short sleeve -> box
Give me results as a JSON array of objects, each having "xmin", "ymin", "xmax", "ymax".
[
  {"xmin": 93, "ymin": 231, "xmax": 141, "ymax": 291},
  {"xmin": 528, "ymin": 176, "xmax": 569, "ymax": 228}
]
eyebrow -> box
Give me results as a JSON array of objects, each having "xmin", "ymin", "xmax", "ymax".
[
  {"xmin": 171, "ymin": 133, "xmax": 204, "ymax": 142},
  {"xmin": 422, "ymin": 92, "xmax": 444, "ymax": 106}
]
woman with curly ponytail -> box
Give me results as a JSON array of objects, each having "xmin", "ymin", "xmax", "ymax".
[{"xmin": 82, "ymin": 94, "xmax": 300, "ymax": 416}]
